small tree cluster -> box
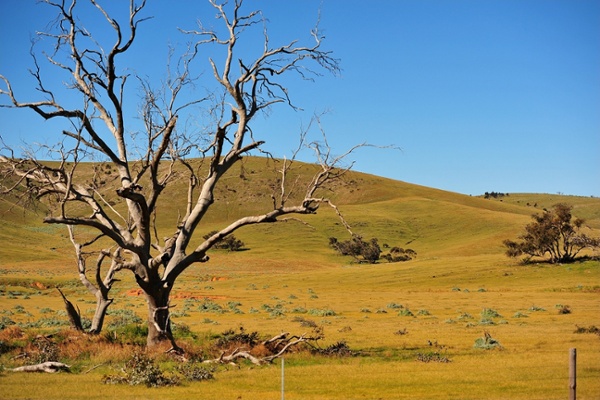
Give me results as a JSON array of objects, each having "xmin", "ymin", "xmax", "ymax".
[
  {"xmin": 329, "ymin": 237, "xmax": 416, "ymax": 264},
  {"xmin": 329, "ymin": 236, "xmax": 381, "ymax": 264},
  {"xmin": 503, "ymin": 203, "xmax": 600, "ymax": 263},
  {"xmin": 202, "ymin": 231, "xmax": 245, "ymax": 252}
]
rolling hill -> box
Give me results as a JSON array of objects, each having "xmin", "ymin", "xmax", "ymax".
[{"xmin": 1, "ymin": 156, "xmax": 598, "ymax": 271}]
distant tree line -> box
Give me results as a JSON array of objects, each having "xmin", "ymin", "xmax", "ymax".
[
  {"xmin": 329, "ymin": 236, "xmax": 416, "ymax": 264},
  {"xmin": 484, "ymin": 192, "xmax": 509, "ymax": 199}
]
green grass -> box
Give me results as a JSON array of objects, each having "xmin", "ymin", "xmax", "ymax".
[{"xmin": 1, "ymin": 157, "xmax": 599, "ymax": 399}]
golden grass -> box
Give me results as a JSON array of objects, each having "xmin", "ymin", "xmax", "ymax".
[{"xmin": 1, "ymin": 158, "xmax": 599, "ymax": 399}]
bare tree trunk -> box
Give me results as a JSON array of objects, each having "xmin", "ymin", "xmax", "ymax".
[
  {"xmin": 144, "ymin": 287, "xmax": 182, "ymax": 352},
  {"xmin": 89, "ymin": 295, "xmax": 113, "ymax": 334}
]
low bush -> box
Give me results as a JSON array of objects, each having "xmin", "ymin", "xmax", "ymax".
[
  {"xmin": 175, "ymin": 363, "xmax": 214, "ymax": 382},
  {"xmin": 308, "ymin": 308, "xmax": 337, "ymax": 317},
  {"xmin": 197, "ymin": 299, "xmax": 226, "ymax": 314},
  {"xmin": 398, "ymin": 308, "xmax": 414, "ymax": 317},
  {"xmin": 474, "ymin": 331, "xmax": 502, "ymax": 350},
  {"xmin": 573, "ymin": 325, "xmax": 599, "ymax": 335},
  {"xmin": 214, "ymin": 327, "xmax": 260, "ymax": 350},
  {"xmin": 416, "ymin": 351, "xmax": 451, "ymax": 363},
  {"xmin": 386, "ymin": 303, "xmax": 403, "ymax": 309},
  {"xmin": 556, "ymin": 304, "xmax": 572, "ymax": 314},
  {"xmin": 382, "ymin": 247, "xmax": 417, "ymax": 263},
  {"xmin": 291, "ymin": 316, "xmax": 317, "ymax": 328},
  {"xmin": 102, "ymin": 351, "xmax": 178, "ymax": 387},
  {"xmin": 481, "ymin": 308, "xmax": 502, "ymax": 319},
  {"xmin": 312, "ymin": 341, "xmax": 354, "ymax": 357},
  {"xmin": 202, "ymin": 231, "xmax": 245, "ymax": 251}
]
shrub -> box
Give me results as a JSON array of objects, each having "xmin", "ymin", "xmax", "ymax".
[
  {"xmin": 214, "ymin": 327, "xmax": 260, "ymax": 350},
  {"xmin": 329, "ymin": 236, "xmax": 381, "ymax": 264},
  {"xmin": 480, "ymin": 308, "xmax": 502, "ymax": 319},
  {"xmin": 175, "ymin": 363, "xmax": 214, "ymax": 382},
  {"xmin": 386, "ymin": 302, "xmax": 403, "ymax": 309},
  {"xmin": 474, "ymin": 331, "xmax": 502, "ymax": 350},
  {"xmin": 513, "ymin": 312, "xmax": 528, "ymax": 318},
  {"xmin": 457, "ymin": 312, "xmax": 473, "ymax": 321},
  {"xmin": 26, "ymin": 335, "xmax": 60, "ymax": 364},
  {"xmin": 203, "ymin": 230, "xmax": 245, "ymax": 251},
  {"xmin": 0, "ymin": 316, "xmax": 16, "ymax": 330},
  {"xmin": 197, "ymin": 299, "xmax": 225, "ymax": 314},
  {"xmin": 529, "ymin": 305, "xmax": 546, "ymax": 312},
  {"xmin": 383, "ymin": 247, "xmax": 417, "ymax": 263},
  {"xmin": 573, "ymin": 325, "xmax": 599, "ymax": 335},
  {"xmin": 398, "ymin": 308, "xmax": 414, "ymax": 317},
  {"xmin": 416, "ymin": 351, "xmax": 451, "ymax": 363},
  {"xmin": 102, "ymin": 351, "xmax": 178, "ymax": 387},
  {"xmin": 308, "ymin": 309, "xmax": 337, "ymax": 317},
  {"xmin": 313, "ymin": 341, "xmax": 353, "ymax": 357},
  {"xmin": 556, "ymin": 304, "xmax": 572, "ymax": 314}
]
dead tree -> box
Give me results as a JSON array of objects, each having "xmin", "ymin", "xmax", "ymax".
[
  {"xmin": 0, "ymin": 0, "xmax": 362, "ymax": 349},
  {"xmin": 204, "ymin": 332, "xmax": 317, "ymax": 366}
]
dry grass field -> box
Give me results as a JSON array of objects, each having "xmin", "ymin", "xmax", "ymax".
[{"xmin": 0, "ymin": 158, "xmax": 599, "ymax": 399}]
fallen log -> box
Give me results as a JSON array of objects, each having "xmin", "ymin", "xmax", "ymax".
[
  {"xmin": 11, "ymin": 362, "xmax": 71, "ymax": 373},
  {"xmin": 203, "ymin": 332, "xmax": 314, "ymax": 366}
]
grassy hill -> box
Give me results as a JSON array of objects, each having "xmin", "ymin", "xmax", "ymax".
[
  {"xmin": 1, "ymin": 156, "xmax": 598, "ymax": 269},
  {"xmin": 1, "ymin": 157, "xmax": 599, "ymax": 399}
]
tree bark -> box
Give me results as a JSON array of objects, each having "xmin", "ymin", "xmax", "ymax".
[{"xmin": 144, "ymin": 286, "xmax": 182, "ymax": 351}]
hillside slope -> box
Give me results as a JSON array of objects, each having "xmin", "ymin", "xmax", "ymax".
[{"xmin": 1, "ymin": 157, "xmax": 598, "ymax": 271}]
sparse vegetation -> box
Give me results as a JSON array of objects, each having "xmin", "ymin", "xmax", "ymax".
[{"xmin": 102, "ymin": 351, "xmax": 179, "ymax": 387}]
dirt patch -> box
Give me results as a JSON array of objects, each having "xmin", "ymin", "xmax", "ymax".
[
  {"xmin": 33, "ymin": 282, "xmax": 48, "ymax": 290},
  {"xmin": 125, "ymin": 288, "xmax": 145, "ymax": 297},
  {"xmin": 125, "ymin": 288, "xmax": 227, "ymax": 300}
]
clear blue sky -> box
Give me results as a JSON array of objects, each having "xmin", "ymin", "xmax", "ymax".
[{"xmin": 1, "ymin": 0, "xmax": 598, "ymax": 196}]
